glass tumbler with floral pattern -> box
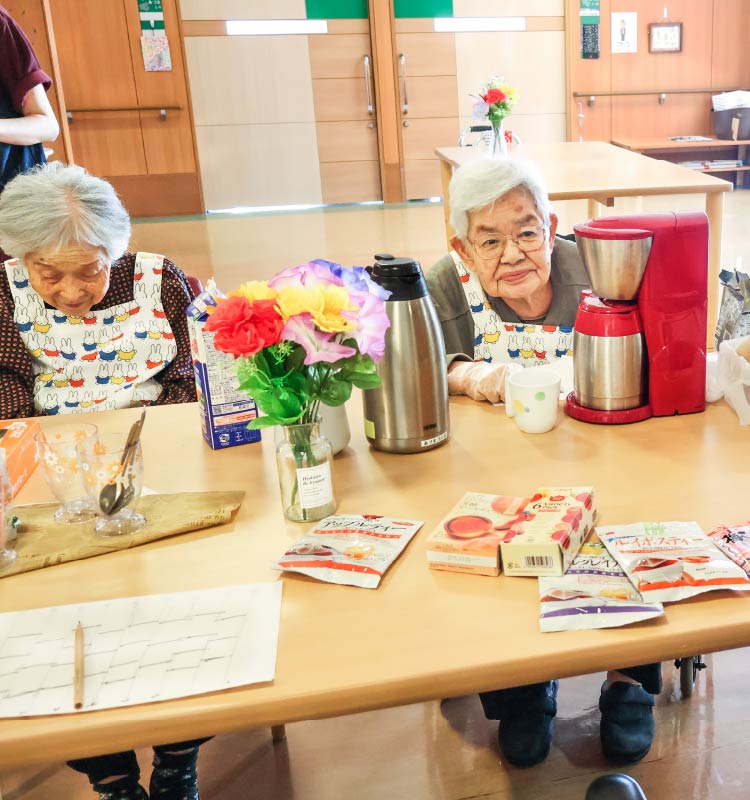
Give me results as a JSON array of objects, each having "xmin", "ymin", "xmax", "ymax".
[
  {"xmin": 78, "ymin": 439, "xmax": 146, "ymax": 536},
  {"xmin": 35, "ymin": 424, "xmax": 99, "ymax": 523}
]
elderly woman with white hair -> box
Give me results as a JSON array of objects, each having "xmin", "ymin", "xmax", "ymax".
[
  {"xmin": 427, "ymin": 157, "xmax": 588, "ymax": 402},
  {"xmin": 425, "ymin": 157, "xmax": 662, "ymax": 769},
  {"xmin": 0, "ymin": 162, "xmax": 197, "ymax": 419}
]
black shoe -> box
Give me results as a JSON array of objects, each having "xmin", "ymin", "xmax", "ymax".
[
  {"xmin": 585, "ymin": 773, "xmax": 648, "ymax": 800},
  {"xmin": 497, "ymin": 680, "xmax": 559, "ymax": 767},
  {"xmin": 149, "ymin": 748, "xmax": 200, "ymax": 800},
  {"xmin": 599, "ymin": 682, "xmax": 655, "ymax": 764}
]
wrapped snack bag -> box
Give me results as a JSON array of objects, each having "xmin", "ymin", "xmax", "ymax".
[
  {"xmin": 599, "ymin": 521, "xmax": 750, "ymax": 602},
  {"xmin": 707, "ymin": 521, "xmax": 750, "ymax": 575},
  {"xmin": 539, "ymin": 541, "xmax": 664, "ymax": 632},
  {"xmin": 276, "ymin": 514, "xmax": 423, "ymax": 589}
]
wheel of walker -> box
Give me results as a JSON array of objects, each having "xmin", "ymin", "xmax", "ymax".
[{"xmin": 680, "ymin": 656, "xmax": 696, "ymax": 698}]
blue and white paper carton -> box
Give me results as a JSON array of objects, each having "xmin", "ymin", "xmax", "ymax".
[{"xmin": 187, "ymin": 285, "xmax": 261, "ymax": 450}]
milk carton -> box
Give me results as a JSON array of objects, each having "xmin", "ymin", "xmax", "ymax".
[{"xmin": 187, "ymin": 284, "xmax": 261, "ymax": 450}]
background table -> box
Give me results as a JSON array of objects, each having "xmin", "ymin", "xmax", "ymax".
[
  {"xmin": 0, "ymin": 398, "xmax": 748, "ymax": 769},
  {"xmin": 436, "ymin": 142, "xmax": 734, "ymax": 350}
]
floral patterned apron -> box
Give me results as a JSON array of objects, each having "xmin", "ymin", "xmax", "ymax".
[
  {"xmin": 7, "ymin": 252, "xmax": 178, "ymax": 414},
  {"xmin": 451, "ymin": 252, "xmax": 573, "ymax": 366}
]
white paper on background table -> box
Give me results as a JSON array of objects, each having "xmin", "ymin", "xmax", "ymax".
[{"xmin": 0, "ymin": 582, "xmax": 282, "ymax": 717}]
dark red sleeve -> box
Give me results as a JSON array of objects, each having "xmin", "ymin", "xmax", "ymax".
[
  {"xmin": 0, "ymin": 10, "xmax": 52, "ymax": 113},
  {"xmin": 154, "ymin": 259, "xmax": 198, "ymax": 407},
  {"xmin": 0, "ymin": 268, "xmax": 39, "ymax": 420}
]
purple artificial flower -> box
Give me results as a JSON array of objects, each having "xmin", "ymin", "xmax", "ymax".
[
  {"xmin": 472, "ymin": 98, "xmax": 489, "ymax": 119},
  {"xmin": 282, "ymin": 313, "xmax": 356, "ymax": 365},
  {"xmin": 268, "ymin": 260, "xmax": 344, "ymax": 291},
  {"xmin": 328, "ymin": 263, "xmax": 391, "ymax": 302},
  {"xmin": 342, "ymin": 291, "xmax": 390, "ymax": 362}
]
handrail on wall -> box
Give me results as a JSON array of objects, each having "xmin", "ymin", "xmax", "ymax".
[
  {"xmin": 573, "ymin": 88, "xmax": 742, "ymax": 107},
  {"xmin": 66, "ymin": 105, "xmax": 183, "ymax": 121}
]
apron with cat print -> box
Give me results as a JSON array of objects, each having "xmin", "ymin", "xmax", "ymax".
[
  {"xmin": 7, "ymin": 251, "xmax": 178, "ymax": 415},
  {"xmin": 451, "ymin": 252, "xmax": 573, "ymax": 366}
]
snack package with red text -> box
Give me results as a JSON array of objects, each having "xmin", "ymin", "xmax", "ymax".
[
  {"xmin": 276, "ymin": 514, "xmax": 423, "ymax": 589},
  {"xmin": 707, "ymin": 521, "xmax": 750, "ymax": 575},
  {"xmin": 539, "ymin": 540, "xmax": 664, "ymax": 632},
  {"xmin": 599, "ymin": 521, "xmax": 750, "ymax": 602}
]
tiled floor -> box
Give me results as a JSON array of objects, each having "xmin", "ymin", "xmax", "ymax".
[{"xmin": 3, "ymin": 188, "xmax": 749, "ymax": 800}]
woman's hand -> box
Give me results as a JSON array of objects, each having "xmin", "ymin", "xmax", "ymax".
[{"xmin": 448, "ymin": 361, "xmax": 521, "ymax": 404}]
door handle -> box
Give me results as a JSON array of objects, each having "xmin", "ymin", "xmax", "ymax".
[
  {"xmin": 363, "ymin": 55, "xmax": 374, "ymax": 115},
  {"xmin": 399, "ymin": 53, "xmax": 408, "ymax": 115}
]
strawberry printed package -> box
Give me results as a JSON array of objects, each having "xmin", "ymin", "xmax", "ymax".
[
  {"xmin": 707, "ymin": 521, "xmax": 750, "ymax": 576},
  {"xmin": 500, "ymin": 487, "xmax": 596, "ymax": 577},
  {"xmin": 599, "ymin": 521, "xmax": 750, "ymax": 602},
  {"xmin": 539, "ymin": 540, "xmax": 664, "ymax": 632},
  {"xmin": 426, "ymin": 493, "xmax": 532, "ymax": 576}
]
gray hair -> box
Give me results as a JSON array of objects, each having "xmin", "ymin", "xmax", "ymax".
[
  {"xmin": 0, "ymin": 162, "xmax": 131, "ymax": 262},
  {"xmin": 449, "ymin": 158, "xmax": 553, "ymax": 240}
]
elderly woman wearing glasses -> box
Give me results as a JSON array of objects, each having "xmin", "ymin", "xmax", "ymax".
[
  {"xmin": 0, "ymin": 162, "xmax": 197, "ymax": 420},
  {"xmin": 427, "ymin": 157, "xmax": 587, "ymax": 402},
  {"xmin": 425, "ymin": 157, "xmax": 662, "ymax": 769}
]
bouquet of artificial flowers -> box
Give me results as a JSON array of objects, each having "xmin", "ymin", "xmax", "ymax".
[
  {"xmin": 473, "ymin": 75, "xmax": 517, "ymax": 124},
  {"xmin": 203, "ymin": 260, "xmax": 391, "ymax": 428}
]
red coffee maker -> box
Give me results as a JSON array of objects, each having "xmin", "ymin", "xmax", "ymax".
[{"xmin": 565, "ymin": 212, "xmax": 708, "ymax": 424}]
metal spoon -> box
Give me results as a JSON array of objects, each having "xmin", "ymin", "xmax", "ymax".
[{"xmin": 97, "ymin": 410, "xmax": 146, "ymax": 516}]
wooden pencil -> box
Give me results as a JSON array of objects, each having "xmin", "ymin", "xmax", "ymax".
[{"xmin": 74, "ymin": 622, "xmax": 84, "ymax": 710}]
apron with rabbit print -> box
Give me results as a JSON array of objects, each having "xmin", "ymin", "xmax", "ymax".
[
  {"xmin": 7, "ymin": 252, "xmax": 178, "ymax": 415},
  {"xmin": 451, "ymin": 252, "xmax": 574, "ymax": 366}
]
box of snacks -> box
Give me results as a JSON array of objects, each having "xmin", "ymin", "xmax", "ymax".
[
  {"xmin": 0, "ymin": 418, "xmax": 40, "ymax": 497},
  {"xmin": 500, "ymin": 487, "xmax": 596, "ymax": 577}
]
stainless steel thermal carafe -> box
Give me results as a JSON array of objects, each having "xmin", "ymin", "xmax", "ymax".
[{"xmin": 362, "ymin": 254, "xmax": 449, "ymax": 453}]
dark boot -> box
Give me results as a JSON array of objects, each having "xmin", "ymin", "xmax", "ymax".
[
  {"xmin": 599, "ymin": 682, "xmax": 655, "ymax": 764},
  {"xmin": 149, "ymin": 745, "xmax": 200, "ymax": 800},
  {"xmin": 494, "ymin": 680, "xmax": 559, "ymax": 767}
]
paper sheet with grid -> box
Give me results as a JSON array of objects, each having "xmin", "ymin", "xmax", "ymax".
[{"xmin": 0, "ymin": 582, "xmax": 282, "ymax": 717}]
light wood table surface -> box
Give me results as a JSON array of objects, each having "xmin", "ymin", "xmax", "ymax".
[
  {"xmin": 435, "ymin": 141, "xmax": 734, "ymax": 350},
  {"xmin": 0, "ymin": 399, "xmax": 748, "ymax": 769}
]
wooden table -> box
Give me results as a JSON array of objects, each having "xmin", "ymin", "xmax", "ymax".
[
  {"xmin": 612, "ymin": 137, "xmax": 750, "ymax": 187},
  {"xmin": 1, "ymin": 399, "xmax": 749, "ymax": 769},
  {"xmin": 435, "ymin": 142, "xmax": 734, "ymax": 350}
]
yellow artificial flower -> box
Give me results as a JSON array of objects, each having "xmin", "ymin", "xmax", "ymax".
[
  {"xmin": 276, "ymin": 284, "xmax": 356, "ymax": 333},
  {"xmin": 229, "ymin": 281, "xmax": 278, "ymax": 302}
]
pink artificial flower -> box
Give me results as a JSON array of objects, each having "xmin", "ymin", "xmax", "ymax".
[
  {"xmin": 282, "ymin": 313, "xmax": 356, "ymax": 365},
  {"xmin": 342, "ymin": 291, "xmax": 390, "ymax": 362},
  {"xmin": 268, "ymin": 261, "xmax": 344, "ymax": 291}
]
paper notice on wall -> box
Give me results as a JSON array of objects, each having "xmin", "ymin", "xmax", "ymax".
[
  {"xmin": 137, "ymin": 0, "xmax": 171, "ymax": 71},
  {"xmin": 580, "ymin": 0, "xmax": 600, "ymax": 59},
  {"xmin": 611, "ymin": 12, "xmax": 638, "ymax": 54},
  {"xmin": 141, "ymin": 34, "xmax": 172, "ymax": 72}
]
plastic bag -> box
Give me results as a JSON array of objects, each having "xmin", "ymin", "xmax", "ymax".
[{"xmin": 717, "ymin": 336, "xmax": 750, "ymax": 424}]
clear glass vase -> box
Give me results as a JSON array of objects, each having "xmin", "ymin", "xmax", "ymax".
[
  {"xmin": 491, "ymin": 119, "xmax": 508, "ymax": 158},
  {"xmin": 275, "ymin": 420, "xmax": 336, "ymax": 522}
]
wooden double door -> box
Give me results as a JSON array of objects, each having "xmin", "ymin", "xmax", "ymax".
[{"xmin": 47, "ymin": 0, "xmax": 202, "ymax": 215}]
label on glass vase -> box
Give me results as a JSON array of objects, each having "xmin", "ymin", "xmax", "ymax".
[{"xmin": 296, "ymin": 462, "xmax": 333, "ymax": 508}]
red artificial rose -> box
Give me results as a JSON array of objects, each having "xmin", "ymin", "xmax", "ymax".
[
  {"xmin": 482, "ymin": 88, "xmax": 507, "ymax": 105},
  {"xmin": 204, "ymin": 296, "xmax": 283, "ymax": 357}
]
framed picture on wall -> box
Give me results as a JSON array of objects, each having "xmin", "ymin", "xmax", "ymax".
[{"xmin": 649, "ymin": 22, "xmax": 682, "ymax": 53}]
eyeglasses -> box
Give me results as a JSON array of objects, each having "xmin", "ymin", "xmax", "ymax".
[{"xmin": 467, "ymin": 226, "xmax": 547, "ymax": 261}]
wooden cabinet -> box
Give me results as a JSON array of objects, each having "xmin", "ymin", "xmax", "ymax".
[
  {"xmin": 396, "ymin": 28, "xmax": 458, "ymax": 199},
  {"xmin": 48, "ymin": 0, "xmax": 201, "ymax": 216}
]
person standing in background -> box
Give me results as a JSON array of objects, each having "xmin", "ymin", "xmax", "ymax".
[{"xmin": 0, "ymin": 4, "xmax": 60, "ymax": 194}]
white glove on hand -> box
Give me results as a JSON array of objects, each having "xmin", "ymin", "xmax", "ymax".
[{"xmin": 448, "ymin": 361, "xmax": 521, "ymax": 404}]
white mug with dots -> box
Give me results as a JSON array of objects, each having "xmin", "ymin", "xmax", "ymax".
[{"xmin": 504, "ymin": 366, "xmax": 561, "ymax": 434}]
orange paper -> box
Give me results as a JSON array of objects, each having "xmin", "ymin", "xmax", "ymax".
[{"xmin": 0, "ymin": 419, "xmax": 41, "ymax": 498}]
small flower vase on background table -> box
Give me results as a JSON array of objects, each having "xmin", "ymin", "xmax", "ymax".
[
  {"xmin": 275, "ymin": 419, "xmax": 336, "ymax": 522},
  {"xmin": 491, "ymin": 119, "xmax": 508, "ymax": 158}
]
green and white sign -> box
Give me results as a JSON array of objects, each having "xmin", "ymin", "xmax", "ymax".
[
  {"xmin": 138, "ymin": 0, "xmax": 165, "ymax": 33},
  {"xmin": 580, "ymin": 0, "xmax": 600, "ymax": 59}
]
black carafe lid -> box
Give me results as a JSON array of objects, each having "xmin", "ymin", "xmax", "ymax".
[{"xmin": 369, "ymin": 253, "xmax": 428, "ymax": 300}]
